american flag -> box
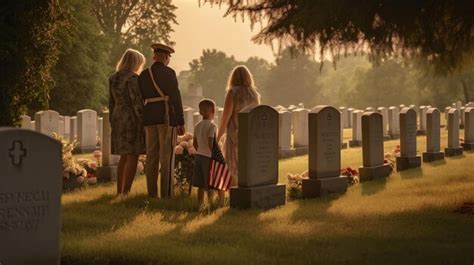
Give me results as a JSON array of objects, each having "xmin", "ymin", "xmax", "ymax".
[{"xmin": 208, "ymin": 136, "xmax": 232, "ymax": 191}]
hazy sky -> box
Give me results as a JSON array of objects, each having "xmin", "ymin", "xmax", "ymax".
[{"xmin": 169, "ymin": 0, "xmax": 275, "ymax": 73}]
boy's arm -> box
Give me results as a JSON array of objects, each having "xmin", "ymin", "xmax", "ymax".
[{"xmin": 193, "ymin": 137, "xmax": 198, "ymax": 150}]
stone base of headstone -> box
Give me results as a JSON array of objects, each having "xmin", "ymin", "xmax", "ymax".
[
  {"xmin": 462, "ymin": 142, "xmax": 474, "ymax": 151},
  {"xmin": 302, "ymin": 176, "xmax": 348, "ymax": 198},
  {"xmin": 459, "ymin": 124, "xmax": 465, "ymax": 129},
  {"xmin": 278, "ymin": 148, "xmax": 296, "ymax": 159},
  {"xmin": 396, "ymin": 156, "xmax": 421, "ymax": 171},
  {"xmin": 390, "ymin": 134, "xmax": 400, "ymax": 140},
  {"xmin": 230, "ymin": 184, "xmax": 286, "ymax": 209},
  {"xmin": 348, "ymin": 140, "xmax": 362, "ymax": 147},
  {"xmin": 440, "ymin": 125, "xmax": 446, "ymax": 128},
  {"xmin": 97, "ymin": 166, "xmax": 118, "ymax": 182},
  {"xmin": 358, "ymin": 163, "xmax": 391, "ymax": 181},
  {"xmin": 383, "ymin": 135, "xmax": 391, "ymax": 141},
  {"xmin": 341, "ymin": 143, "xmax": 348, "ymax": 149},
  {"xmin": 74, "ymin": 146, "xmax": 98, "ymax": 154},
  {"xmin": 422, "ymin": 152, "xmax": 445, "ymax": 162},
  {"xmin": 416, "ymin": 130, "xmax": 426, "ymax": 136},
  {"xmin": 294, "ymin": 146, "xmax": 308, "ymax": 156},
  {"xmin": 444, "ymin": 147, "xmax": 463, "ymax": 157}
]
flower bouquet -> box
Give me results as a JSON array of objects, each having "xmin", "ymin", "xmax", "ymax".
[
  {"xmin": 174, "ymin": 132, "xmax": 195, "ymax": 195},
  {"xmin": 286, "ymin": 171, "xmax": 308, "ymax": 200},
  {"xmin": 341, "ymin": 167, "xmax": 359, "ymax": 185}
]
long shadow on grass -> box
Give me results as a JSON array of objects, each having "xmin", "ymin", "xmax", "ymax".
[
  {"xmin": 360, "ymin": 177, "xmax": 387, "ymax": 196},
  {"xmin": 399, "ymin": 167, "xmax": 423, "ymax": 180}
]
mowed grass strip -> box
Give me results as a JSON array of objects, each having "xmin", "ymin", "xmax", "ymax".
[{"xmin": 62, "ymin": 130, "xmax": 474, "ymax": 265}]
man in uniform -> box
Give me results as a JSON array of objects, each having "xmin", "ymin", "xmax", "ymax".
[{"xmin": 138, "ymin": 43, "xmax": 185, "ymax": 198}]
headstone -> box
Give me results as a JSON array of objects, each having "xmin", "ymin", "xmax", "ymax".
[
  {"xmin": 460, "ymin": 106, "xmax": 466, "ymax": 129},
  {"xmin": 97, "ymin": 111, "xmax": 118, "ymax": 182},
  {"xmin": 0, "ymin": 128, "xmax": 62, "ymax": 264},
  {"xmin": 348, "ymin": 110, "xmax": 363, "ymax": 147},
  {"xmin": 278, "ymin": 111, "xmax": 295, "ymax": 158},
  {"xmin": 456, "ymin": 101, "xmax": 462, "ymax": 110},
  {"xmin": 292, "ymin": 108, "xmax": 309, "ymax": 150},
  {"xmin": 365, "ymin": 107, "xmax": 374, "ymax": 112},
  {"xmin": 462, "ymin": 107, "xmax": 474, "ymax": 151},
  {"xmin": 409, "ymin": 104, "xmax": 416, "ymax": 109},
  {"xmin": 58, "ymin": 120, "xmax": 65, "ymax": 137},
  {"xmin": 70, "ymin": 117, "xmax": 77, "ymax": 141},
  {"xmin": 97, "ymin": 117, "xmax": 103, "ymax": 146},
  {"xmin": 358, "ymin": 112, "xmax": 391, "ymax": 181},
  {"xmin": 399, "ymin": 104, "xmax": 406, "ymax": 109},
  {"xmin": 182, "ymin": 107, "xmax": 195, "ymax": 134},
  {"xmin": 467, "ymin": 102, "xmax": 474, "ymax": 108},
  {"xmin": 347, "ymin": 108, "xmax": 354, "ymax": 128},
  {"xmin": 418, "ymin": 106, "xmax": 427, "ymax": 134},
  {"xmin": 63, "ymin": 116, "xmax": 71, "ymax": 140},
  {"xmin": 339, "ymin": 107, "xmax": 349, "ymax": 128},
  {"xmin": 388, "ymin": 106, "xmax": 400, "ymax": 139},
  {"xmin": 20, "ymin": 115, "xmax": 32, "ymax": 130},
  {"xmin": 34, "ymin": 110, "xmax": 60, "ymax": 137},
  {"xmin": 302, "ymin": 106, "xmax": 348, "ymax": 197},
  {"xmin": 422, "ymin": 108, "xmax": 445, "ymax": 162},
  {"xmin": 230, "ymin": 105, "xmax": 285, "ymax": 209},
  {"xmin": 444, "ymin": 106, "xmax": 451, "ymax": 127},
  {"xmin": 77, "ymin": 109, "xmax": 97, "ymax": 153},
  {"xmin": 193, "ymin": 112, "xmax": 201, "ymax": 127},
  {"xmin": 377, "ymin": 107, "xmax": 389, "ymax": 138},
  {"xmin": 396, "ymin": 108, "xmax": 421, "ymax": 170},
  {"xmin": 340, "ymin": 116, "xmax": 347, "ymax": 149},
  {"xmin": 445, "ymin": 109, "xmax": 463, "ymax": 156}
]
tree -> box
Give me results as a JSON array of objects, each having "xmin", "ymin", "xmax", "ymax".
[
  {"xmin": 0, "ymin": 0, "xmax": 63, "ymax": 126},
  {"xmin": 93, "ymin": 0, "xmax": 177, "ymax": 63},
  {"xmin": 188, "ymin": 49, "xmax": 239, "ymax": 105},
  {"xmin": 48, "ymin": 0, "xmax": 111, "ymax": 116},
  {"xmin": 204, "ymin": 0, "xmax": 473, "ymax": 73},
  {"xmin": 261, "ymin": 48, "xmax": 323, "ymax": 107}
]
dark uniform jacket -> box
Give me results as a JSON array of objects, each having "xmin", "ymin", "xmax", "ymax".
[{"xmin": 138, "ymin": 62, "xmax": 185, "ymax": 127}]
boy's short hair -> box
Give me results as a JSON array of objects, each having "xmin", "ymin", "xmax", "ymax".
[{"xmin": 198, "ymin": 99, "xmax": 215, "ymax": 116}]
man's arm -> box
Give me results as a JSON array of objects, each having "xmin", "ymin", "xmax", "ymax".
[{"xmin": 169, "ymin": 70, "xmax": 185, "ymax": 135}]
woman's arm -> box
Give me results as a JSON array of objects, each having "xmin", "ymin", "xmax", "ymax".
[{"xmin": 217, "ymin": 91, "xmax": 234, "ymax": 141}]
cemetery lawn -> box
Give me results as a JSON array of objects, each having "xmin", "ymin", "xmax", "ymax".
[{"xmin": 62, "ymin": 132, "xmax": 474, "ymax": 265}]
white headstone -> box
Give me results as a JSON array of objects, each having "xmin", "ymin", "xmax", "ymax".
[
  {"xmin": 388, "ymin": 106, "xmax": 400, "ymax": 136},
  {"xmin": 419, "ymin": 106, "xmax": 427, "ymax": 132},
  {"xmin": 347, "ymin": 108, "xmax": 354, "ymax": 128},
  {"xmin": 351, "ymin": 110, "xmax": 363, "ymax": 141},
  {"xmin": 70, "ymin": 117, "xmax": 77, "ymax": 141},
  {"xmin": 339, "ymin": 107, "xmax": 349, "ymax": 128},
  {"xmin": 77, "ymin": 109, "xmax": 97, "ymax": 152},
  {"xmin": 426, "ymin": 108, "xmax": 441, "ymax": 153},
  {"xmin": 0, "ymin": 128, "xmax": 62, "ymax": 264},
  {"xmin": 20, "ymin": 115, "xmax": 32, "ymax": 130},
  {"xmin": 278, "ymin": 111, "xmax": 292, "ymax": 150},
  {"xmin": 465, "ymin": 107, "xmax": 474, "ymax": 145},
  {"xmin": 292, "ymin": 108, "xmax": 309, "ymax": 147},
  {"xmin": 447, "ymin": 109, "xmax": 460, "ymax": 148},
  {"xmin": 34, "ymin": 110, "xmax": 60, "ymax": 137},
  {"xmin": 377, "ymin": 107, "xmax": 389, "ymax": 136},
  {"xmin": 400, "ymin": 108, "xmax": 418, "ymax": 157}
]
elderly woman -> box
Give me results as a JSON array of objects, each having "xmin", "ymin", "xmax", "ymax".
[{"xmin": 109, "ymin": 48, "xmax": 146, "ymax": 195}]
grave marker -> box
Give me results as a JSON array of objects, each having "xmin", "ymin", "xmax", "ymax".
[
  {"xmin": 396, "ymin": 108, "xmax": 421, "ymax": 170},
  {"xmin": 422, "ymin": 108, "xmax": 445, "ymax": 162},
  {"xmin": 445, "ymin": 109, "xmax": 463, "ymax": 156}
]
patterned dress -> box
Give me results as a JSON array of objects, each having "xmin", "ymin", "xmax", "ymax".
[
  {"xmin": 223, "ymin": 86, "xmax": 260, "ymax": 185},
  {"xmin": 109, "ymin": 70, "xmax": 145, "ymax": 155}
]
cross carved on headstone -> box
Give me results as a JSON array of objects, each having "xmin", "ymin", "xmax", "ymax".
[{"xmin": 9, "ymin": 140, "xmax": 27, "ymax": 167}]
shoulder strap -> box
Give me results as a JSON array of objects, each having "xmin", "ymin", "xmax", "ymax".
[{"xmin": 148, "ymin": 68, "xmax": 166, "ymax": 98}]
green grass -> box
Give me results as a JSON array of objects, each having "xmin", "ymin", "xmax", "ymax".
[{"xmin": 61, "ymin": 130, "xmax": 474, "ymax": 265}]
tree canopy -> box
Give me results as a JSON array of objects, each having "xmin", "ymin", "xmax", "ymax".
[{"xmin": 204, "ymin": 0, "xmax": 473, "ymax": 73}]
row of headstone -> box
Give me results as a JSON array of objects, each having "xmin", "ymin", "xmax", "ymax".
[{"xmin": 20, "ymin": 109, "xmax": 102, "ymax": 153}]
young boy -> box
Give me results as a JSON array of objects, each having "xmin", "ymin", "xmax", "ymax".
[{"xmin": 193, "ymin": 99, "xmax": 219, "ymax": 207}]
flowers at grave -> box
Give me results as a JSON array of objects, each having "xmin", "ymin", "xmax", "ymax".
[
  {"xmin": 393, "ymin": 145, "xmax": 401, "ymax": 157},
  {"xmin": 341, "ymin": 167, "xmax": 359, "ymax": 185},
  {"xmin": 137, "ymin": 155, "xmax": 146, "ymax": 175},
  {"xmin": 384, "ymin": 153, "xmax": 395, "ymax": 174},
  {"xmin": 287, "ymin": 171, "xmax": 308, "ymax": 199},
  {"xmin": 174, "ymin": 132, "xmax": 195, "ymax": 194},
  {"xmin": 460, "ymin": 138, "xmax": 465, "ymax": 144},
  {"xmin": 93, "ymin": 150, "xmax": 102, "ymax": 166}
]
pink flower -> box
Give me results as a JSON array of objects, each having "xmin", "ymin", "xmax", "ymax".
[
  {"xmin": 76, "ymin": 176, "xmax": 85, "ymax": 183},
  {"xmin": 137, "ymin": 162, "xmax": 144, "ymax": 173},
  {"xmin": 183, "ymin": 132, "xmax": 193, "ymax": 141},
  {"xmin": 186, "ymin": 141, "xmax": 194, "ymax": 149},
  {"xmin": 93, "ymin": 150, "xmax": 102, "ymax": 159},
  {"xmin": 88, "ymin": 161, "xmax": 97, "ymax": 170},
  {"xmin": 175, "ymin": 145, "xmax": 184, "ymax": 155},
  {"xmin": 179, "ymin": 141, "xmax": 188, "ymax": 148}
]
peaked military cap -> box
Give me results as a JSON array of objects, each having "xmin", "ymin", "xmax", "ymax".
[{"xmin": 151, "ymin": 43, "xmax": 175, "ymax": 55}]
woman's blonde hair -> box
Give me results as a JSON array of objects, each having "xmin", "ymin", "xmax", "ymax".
[
  {"xmin": 226, "ymin": 65, "xmax": 255, "ymax": 91},
  {"xmin": 116, "ymin": 48, "xmax": 146, "ymax": 74}
]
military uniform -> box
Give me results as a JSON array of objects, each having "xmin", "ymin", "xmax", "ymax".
[{"xmin": 138, "ymin": 45, "xmax": 184, "ymax": 198}]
